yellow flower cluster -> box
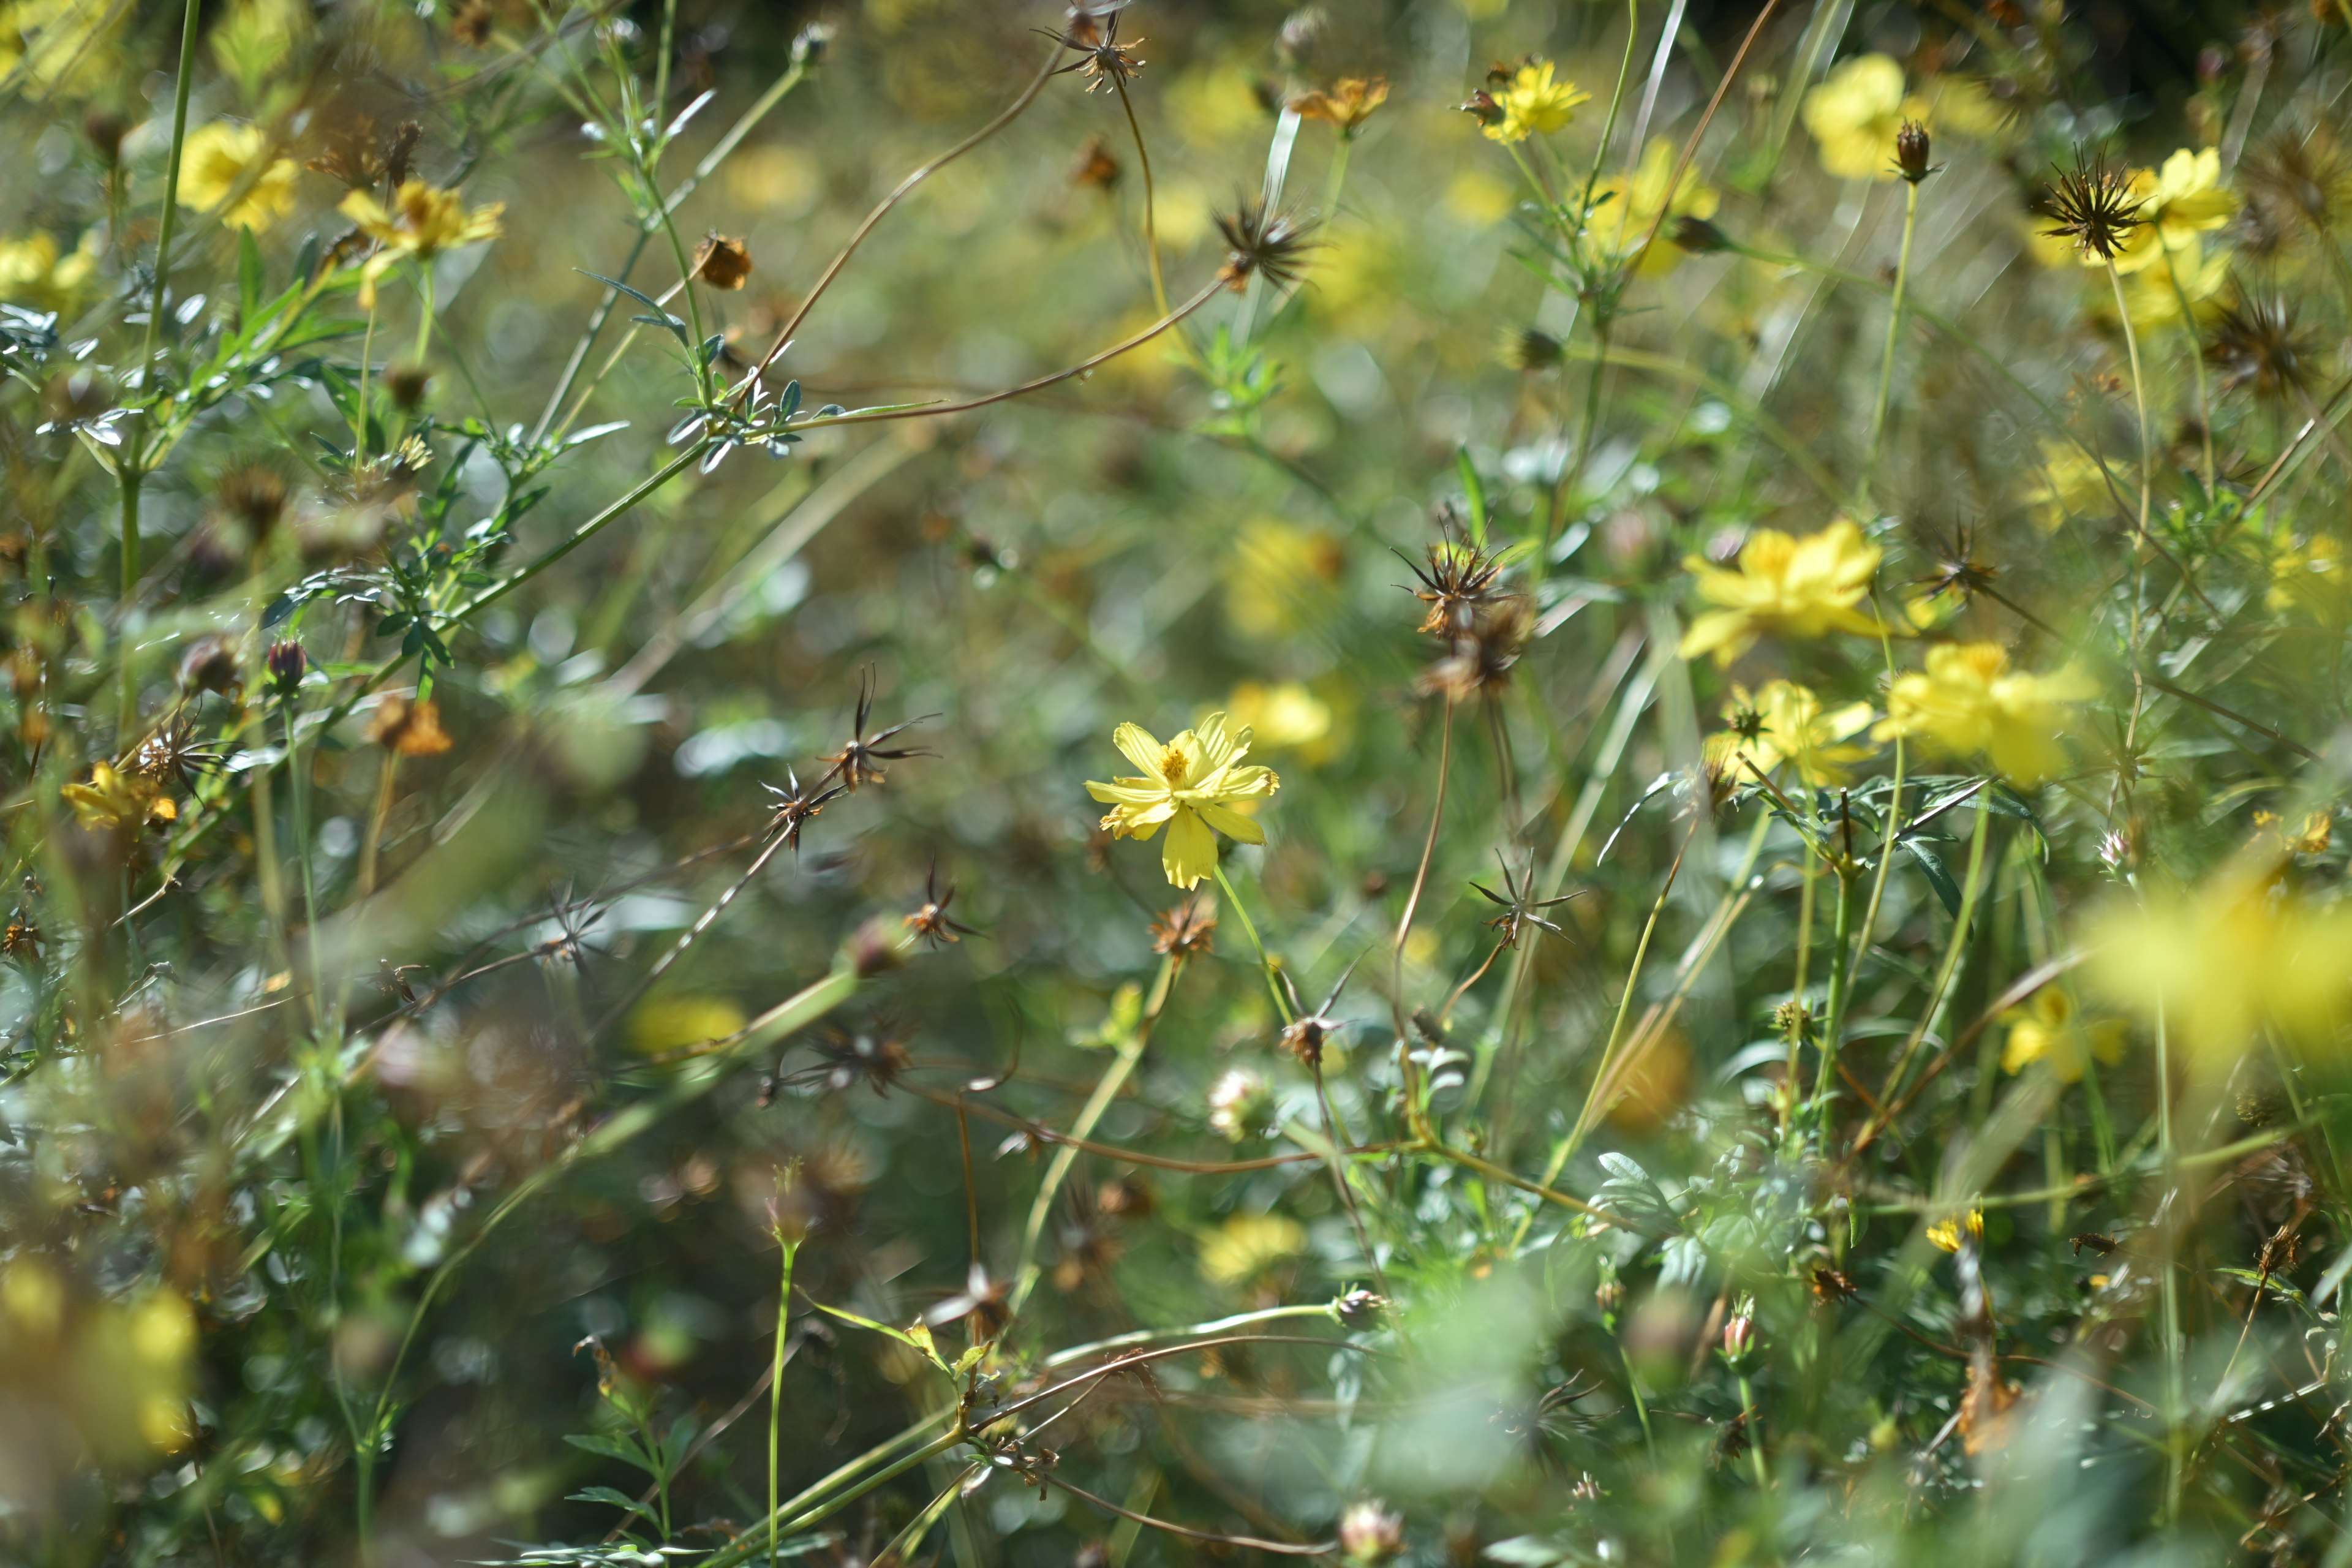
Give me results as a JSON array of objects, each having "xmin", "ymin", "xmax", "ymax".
[
  {"xmin": 61, "ymin": 763, "xmax": 176, "ymax": 833},
  {"xmin": 1926, "ymin": 1207, "xmax": 1984, "ymax": 1253},
  {"xmin": 1874, "ymin": 642, "xmax": 2094, "ymax": 785},
  {"xmin": 1087, "ymin": 712, "xmax": 1280, "ymax": 889},
  {"xmin": 0, "ymin": 230, "xmax": 96, "ymax": 312},
  {"xmin": 1678, "ymin": 520, "xmax": 1882, "ymax": 665},
  {"xmin": 1482, "ymin": 60, "xmax": 1590, "ymax": 145}
]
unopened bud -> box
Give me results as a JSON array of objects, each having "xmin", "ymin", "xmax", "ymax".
[
  {"xmin": 1670, "ymin": 214, "xmax": 1730, "ymax": 252},
  {"xmin": 1894, "ymin": 119, "xmax": 1936, "ymax": 183},
  {"xmin": 790, "ymin": 22, "xmax": 832, "ymax": 67},
  {"xmin": 1333, "ymin": 1288, "xmax": 1389, "ymax": 1329},
  {"xmin": 846, "ymin": 915, "xmax": 903, "ymax": 979},
  {"xmin": 264, "ymin": 639, "xmax": 306, "ymax": 696},
  {"xmin": 1721, "ymin": 1300, "xmax": 1757, "ymax": 1364}
]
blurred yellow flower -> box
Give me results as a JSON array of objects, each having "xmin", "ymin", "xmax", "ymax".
[
  {"xmin": 1874, "ymin": 643, "xmax": 2094, "ymax": 785},
  {"xmin": 1087, "ymin": 712, "xmax": 1280, "ymax": 889},
  {"xmin": 1678, "ymin": 520, "xmax": 1882, "ymax": 665},
  {"xmin": 1926, "ymin": 1207, "xmax": 1983, "ymax": 1253},
  {"xmin": 0, "ymin": 0, "xmax": 123, "ymax": 89},
  {"xmin": 628, "ymin": 995, "xmax": 747, "ymax": 1054},
  {"xmin": 1483, "ymin": 60, "xmax": 1589, "ymax": 144},
  {"xmin": 1200, "ymin": 1212, "xmax": 1306, "ymax": 1286},
  {"xmin": 0, "ymin": 230, "xmax": 96, "ymax": 312},
  {"xmin": 1801, "ymin": 55, "xmax": 1926, "ymax": 181},
  {"xmin": 340, "ymin": 179, "xmax": 504, "ymax": 306},
  {"xmin": 177, "ymin": 120, "xmax": 299, "ymax": 232},
  {"xmin": 2268, "ymin": 532, "xmax": 2344, "ymax": 616},
  {"xmin": 1587, "ymin": 137, "xmax": 1721, "ymax": 277},
  {"xmin": 2109, "ymin": 148, "xmax": 2237, "ymax": 274},
  {"xmin": 1289, "ymin": 76, "xmax": 1389, "ymax": 138},
  {"xmin": 2000, "ymin": 988, "xmax": 2126, "ymax": 1082},
  {"xmin": 2024, "ymin": 440, "xmax": 2113, "ymax": 532},
  {"xmin": 1706, "ymin": 680, "xmax": 1876, "ymax": 786},
  {"xmin": 1446, "ymin": 168, "xmax": 1516, "ymax": 225},
  {"xmin": 62, "ymin": 763, "xmax": 176, "ymax": 832},
  {"xmin": 2118, "ymin": 235, "xmax": 2228, "ymax": 328},
  {"xmin": 1218, "ymin": 680, "xmax": 1333, "ymax": 758},
  {"xmin": 1225, "ymin": 519, "xmax": 1344, "ymax": 639},
  {"xmin": 2090, "ymin": 876, "xmax": 2352, "ymax": 1059}
]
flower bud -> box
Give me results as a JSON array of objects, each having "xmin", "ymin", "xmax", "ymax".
[
  {"xmin": 1894, "ymin": 120, "xmax": 1935, "ymax": 183},
  {"xmin": 790, "ymin": 21, "xmax": 832, "ymax": 67},
  {"xmin": 1340, "ymin": 1501, "xmax": 1404, "ymax": 1566},
  {"xmin": 264, "ymin": 639, "xmax": 306, "ymax": 696},
  {"xmin": 1594, "ymin": 1276, "xmax": 1624, "ymax": 1316},
  {"xmin": 1207, "ymin": 1067, "xmax": 1272, "ymax": 1142},
  {"xmin": 178, "ymin": 635, "xmax": 239, "ymax": 695},
  {"xmin": 1721, "ymin": 1298, "xmax": 1756, "ymax": 1364},
  {"xmin": 1670, "ymin": 214, "xmax": 1730, "ymax": 252},
  {"xmin": 1333, "ymin": 1288, "xmax": 1388, "ymax": 1329},
  {"xmin": 845, "ymin": 914, "xmax": 904, "ymax": 979}
]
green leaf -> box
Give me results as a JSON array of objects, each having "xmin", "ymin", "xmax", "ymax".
[
  {"xmin": 563, "ymin": 1432, "xmax": 654, "ymax": 1472},
  {"xmin": 236, "ymin": 227, "xmax": 266, "ymax": 320},
  {"xmin": 1455, "ymin": 444, "xmax": 1487, "ymax": 544},
  {"xmin": 567, "ymin": 1486, "xmax": 653, "ymax": 1518},
  {"xmin": 809, "ymin": 1300, "xmax": 951, "ymax": 1370},
  {"xmin": 1898, "ymin": 837, "xmax": 1962, "ymax": 916}
]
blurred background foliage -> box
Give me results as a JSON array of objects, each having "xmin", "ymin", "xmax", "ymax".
[{"xmin": 8, "ymin": 0, "xmax": 2352, "ymax": 1564}]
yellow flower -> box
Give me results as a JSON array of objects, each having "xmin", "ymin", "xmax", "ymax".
[
  {"xmin": 1289, "ymin": 76, "xmax": 1389, "ymax": 138},
  {"xmin": 1199, "ymin": 1213, "xmax": 1306, "ymax": 1287},
  {"xmin": 1999, "ymin": 988, "xmax": 2127, "ymax": 1082},
  {"xmin": 61, "ymin": 763, "xmax": 176, "ymax": 832},
  {"xmin": 1483, "ymin": 60, "xmax": 1590, "ymax": 144},
  {"xmin": 0, "ymin": 230, "xmax": 96, "ymax": 312},
  {"xmin": 339, "ymin": 179, "xmax": 505, "ymax": 306},
  {"xmin": 2117, "ymin": 235, "xmax": 2229, "ymax": 328},
  {"xmin": 1873, "ymin": 642, "xmax": 2095, "ymax": 785},
  {"xmin": 2109, "ymin": 148, "xmax": 2237, "ymax": 274},
  {"xmin": 176, "ymin": 121, "xmax": 299, "ymax": 232},
  {"xmin": 1224, "ymin": 519, "xmax": 1344, "ymax": 639},
  {"xmin": 2023, "ymin": 440, "xmax": 2113, "ymax": 532},
  {"xmin": 1926, "ymin": 1207, "xmax": 1984, "ymax": 1253},
  {"xmin": 1087, "ymin": 712, "xmax": 1281, "ymax": 889},
  {"xmin": 2090, "ymin": 875, "xmax": 2352, "ymax": 1060},
  {"xmin": 1218, "ymin": 681, "xmax": 1334, "ymax": 760},
  {"xmin": 1801, "ymin": 55, "xmax": 1927, "ymax": 181},
  {"xmin": 2268, "ymin": 532, "xmax": 2344, "ymax": 616},
  {"xmin": 1706, "ymin": 680, "xmax": 1877, "ymax": 786},
  {"xmin": 1586, "ymin": 137, "xmax": 1721, "ymax": 277},
  {"xmin": 1678, "ymin": 520, "xmax": 1882, "ymax": 665}
]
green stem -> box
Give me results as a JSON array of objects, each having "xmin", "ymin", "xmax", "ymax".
[
  {"xmin": 768, "ymin": 1230, "xmax": 797, "ymax": 1568},
  {"xmin": 1813, "ymin": 863, "xmax": 1861, "ymax": 1126},
  {"xmin": 1858, "ymin": 178, "xmax": 1921, "ymax": 513},
  {"xmin": 2158, "ymin": 244, "xmax": 2217, "ymax": 491},
  {"xmin": 1213, "ymin": 861, "xmax": 1293, "ymax": 1025}
]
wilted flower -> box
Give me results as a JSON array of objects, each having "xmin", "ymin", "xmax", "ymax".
[
  {"xmin": 1926, "ymin": 1207, "xmax": 1985, "ymax": 1252},
  {"xmin": 1418, "ymin": 595, "xmax": 1532, "ymax": 698},
  {"xmin": 1678, "ymin": 520, "xmax": 1882, "ymax": 665},
  {"xmin": 1340, "ymin": 1500, "xmax": 1405, "ymax": 1565},
  {"xmin": 1148, "ymin": 897, "xmax": 1218, "ymax": 958},
  {"xmin": 1215, "ymin": 200, "xmax": 1317, "ymax": 292},
  {"xmin": 1873, "ymin": 642, "xmax": 2095, "ymax": 784},
  {"xmin": 903, "ymin": 864, "xmax": 976, "ymax": 949},
  {"xmin": 2000, "ymin": 987, "xmax": 2127, "ymax": 1082},
  {"xmin": 1290, "ymin": 77, "xmax": 1389, "ymax": 137},
  {"xmin": 365, "ymin": 693, "xmax": 452, "ymax": 756},
  {"xmin": 1801, "ymin": 55, "xmax": 1926, "ymax": 181},
  {"xmin": 1585, "ymin": 138, "xmax": 1721, "ymax": 277},
  {"xmin": 178, "ymin": 121, "xmax": 300, "ymax": 231},
  {"xmin": 1086, "ymin": 712, "xmax": 1280, "ymax": 889},
  {"xmin": 1705, "ymin": 680, "xmax": 1877, "ymax": 786},
  {"xmin": 1205, "ymin": 1066, "xmax": 1270, "ymax": 1141},
  {"xmin": 694, "ymin": 232, "xmax": 753, "ymax": 290},
  {"xmin": 1047, "ymin": 7, "xmax": 1144, "ymax": 93},
  {"xmin": 339, "ymin": 179, "xmax": 505, "ymax": 306},
  {"xmin": 1479, "ymin": 59, "xmax": 1589, "ymax": 144}
]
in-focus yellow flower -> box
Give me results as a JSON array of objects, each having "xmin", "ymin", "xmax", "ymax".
[
  {"xmin": 1926, "ymin": 1207, "xmax": 1984, "ymax": 1253},
  {"xmin": 1483, "ymin": 60, "xmax": 1589, "ymax": 144},
  {"xmin": 1706, "ymin": 680, "xmax": 1877, "ymax": 786},
  {"xmin": 0, "ymin": 230, "xmax": 96, "ymax": 312},
  {"xmin": 1087, "ymin": 712, "xmax": 1280, "ymax": 889},
  {"xmin": 2023, "ymin": 440, "xmax": 2114, "ymax": 532},
  {"xmin": 339, "ymin": 179, "xmax": 505, "ymax": 306},
  {"xmin": 2109, "ymin": 148, "xmax": 2237, "ymax": 274},
  {"xmin": 1874, "ymin": 642, "xmax": 2095, "ymax": 785},
  {"xmin": 1678, "ymin": 520, "xmax": 1882, "ymax": 665},
  {"xmin": 1801, "ymin": 55, "xmax": 1926, "ymax": 181},
  {"xmin": 1586, "ymin": 137, "xmax": 1721, "ymax": 277},
  {"xmin": 2000, "ymin": 987, "xmax": 2127, "ymax": 1082},
  {"xmin": 2090, "ymin": 875, "xmax": 2352, "ymax": 1060},
  {"xmin": 61, "ymin": 763, "xmax": 176, "ymax": 832},
  {"xmin": 176, "ymin": 121, "xmax": 300, "ymax": 232},
  {"xmin": 1199, "ymin": 1213, "xmax": 1306, "ymax": 1286}
]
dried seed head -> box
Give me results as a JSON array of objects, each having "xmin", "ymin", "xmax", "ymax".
[
  {"xmin": 2040, "ymin": 151, "xmax": 2143, "ymax": 262},
  {"xmin": 1215, "ymin": 199, "xmax": 1317, "ymax": 292},
  {"xmin": 217, "ymin": 466, "xmax": 288, "ymax": 542},
  {"xmin": 1147, "ymin": 897, "xmax": 1217, "ymax": 958},
  {"xmin": 1894, "ymin": 119, "xmax": 1937, "ymax": 183},
  {"xmin": 2205, "ymin": 288, "xmax": 2315, "ymax": 402},
  {"xmin": 383, "ymin": 363, "xmax": 431, "ymax": 412},
  {"xmin": 1502, "ymin": 326, "xmax": 1564, "ymax": 371}
]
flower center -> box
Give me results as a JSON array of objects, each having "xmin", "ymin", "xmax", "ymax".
[{"xmin": 1158, "ymin": 745, "xmax": 1190, "ymax": 786}]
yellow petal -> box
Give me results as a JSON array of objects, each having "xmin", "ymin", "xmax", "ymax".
[{"xmin": 1161, "ymin": 809, "xmax": 1218, "ymax": 889}]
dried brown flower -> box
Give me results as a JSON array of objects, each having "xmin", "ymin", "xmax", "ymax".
[
  {"xmin": 1070, "ymin": 133, "xmax": 1120, "ymax": 189},
  {"xmin": 1147, "ymin": 897, "xmax": 1217, "ymax": 958},
  {"xmin": 2205, "ymin": 288, "xmax": 2315, "ymax": 402},
  {"xmin": 1289, "ymin": 77, "xmax": 1390, "ymax": 137},
  {"xmin": 366, "ymin": 693, "xmax": 453, "ymax": 757},
  {"xmin": 903, "ymin": 862, "xmax": 976, "ymax": 948},
  {"xmin": 1215, "ymin": 199, "xmax": 1317, "ymax": 292},
  {"xmin": 694, "ymin": 233, "xmax": 753, "ymax": 290},
  {"xmin": 2040, "ymin": 151, "xmax": 2143, "ymax": 262},
  {"xmin": 1417, "ymin": 595, "xmax": 1532, "ymax": 699},
  {"xmin": 1046, "ymin": 6, "xmax": 1145, "ymax": 94}
]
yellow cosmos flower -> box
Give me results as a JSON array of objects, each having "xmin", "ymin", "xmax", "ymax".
[
  {"xmin": 1999, "ymin": 988, "xmax": 2126, "ymax": 1082},
  {"xmin": 1801, "ymin": 55, "xmax": 1926, "ymax": 181},
  {"xmin": 177, "ymin": 121, "xmax": 300, "ymax": 232},
  {"xmin": 1706, "ymin": 680, "xmax": 1877, "ymax": 786},
  {"xmin": 2108, "ymin": 148, "xmax": 2237, "ymax": 274},
  {"xmin": 2090, "ymin": 875, "xmax": 2352, "ymax": 1061},
  {"xmin": 1678, "ymin": 520, "xmax": 1882, "ymax": 665},
  {"xmin": 1926, "ymin": 1207, "xmax": 1984, "ymax": 1253},
  {"xmin": 2117, "ymin": 235, "xmax": 2229, "ymax": 328},
  {"xmin": 1199, "ymin": 1213, "xmax": 1306, "ymax": 1287},
  {"xmin": 2023, "ymin": 440, "xmax": 2114, "ymax": 532},
  {"xmin": 1219, "ymin": 681, "xmax": 1333, "ymax": 758},
  {"xmin": 1586, "ymin": 137, "xmax": 1721, "ymax": 277},
  {"xmin": 1483, "ymin": 60, "xmax": 1589, "ymax": 144},
  {"xmin": 1873, "ymin": 642, "xmax": 2095, "ymax": 785},
  {"xmin": 61, "ymin": 763, "xmax": 177, "ymax": 832},
  {"xmin": 339, "ymin": 179, "xmax": 505, "ymax": 306},
  {"xmin": 0, "ymin": 230, "xmax": 96, "ymax": 312},
  {"xmin": 1087, "ymin": 712, "xmax": 1281, "ymax": 889}
]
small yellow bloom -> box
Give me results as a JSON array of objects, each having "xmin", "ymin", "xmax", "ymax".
[
  {"xmin": 1999, "ymin": 987, "xmax": 2127, "ymax": 1082},
  {"xmin": 2090, "ymin": 875, "xmax": 2352, "ymax": 1060},
  {"xmin": 1087, "ymin": 712, "xmax": 1281, "ymax": 889},
  {"xmin": 1483, "ymin": 60, "xmax": 1590, "ymax": 144},
  {"xmin": 2023, "ymin": 440, "xmax": 2114, "ymax": 532},
  {"xmin": 1706, "ymin": 680, "xmax": 1877, "ymax": 786},
  {"xmin": 2108, "ymin": 148, "xmax": 2237, "ymax": 274},
  {"xmin": 339, "ymin": 179, "xmax": 505, "ymax": 306},
  {"xmin": 1199, "ymin": 1213, "xmax": 1306, "ymax": 1287},
  {"xmin": 0, "ymin": 230, "xmax": 96, "ymax": 312},
  {"xmin": 1586, "ymin": 137, "xmax": 1721, "ymax": 277},
  {"xmin": 61, "ymin": 763, "xmax": 176, "ymax": 832},
  {"xmin": 176, "ymin": 121, "xmax": 300, "ymax": 232},
  {"xmin": 1678, "ymin": 520, "xmax": 1882, "ymax": 665},
  {"xmin": 1874, "ymin": 642, "xmax": 2094, "ymax": 785},
  {"xmin": 1801, "ymin": 55, "xmax": 1927, "ymax": 181},
  {"xmin": 1218, "ymin": 681, "xmax": 1333, "ymax": 758},
  {"xmin": 1926, "ymin": 1207, "xmax": 1984, "ymax": 1253}
]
